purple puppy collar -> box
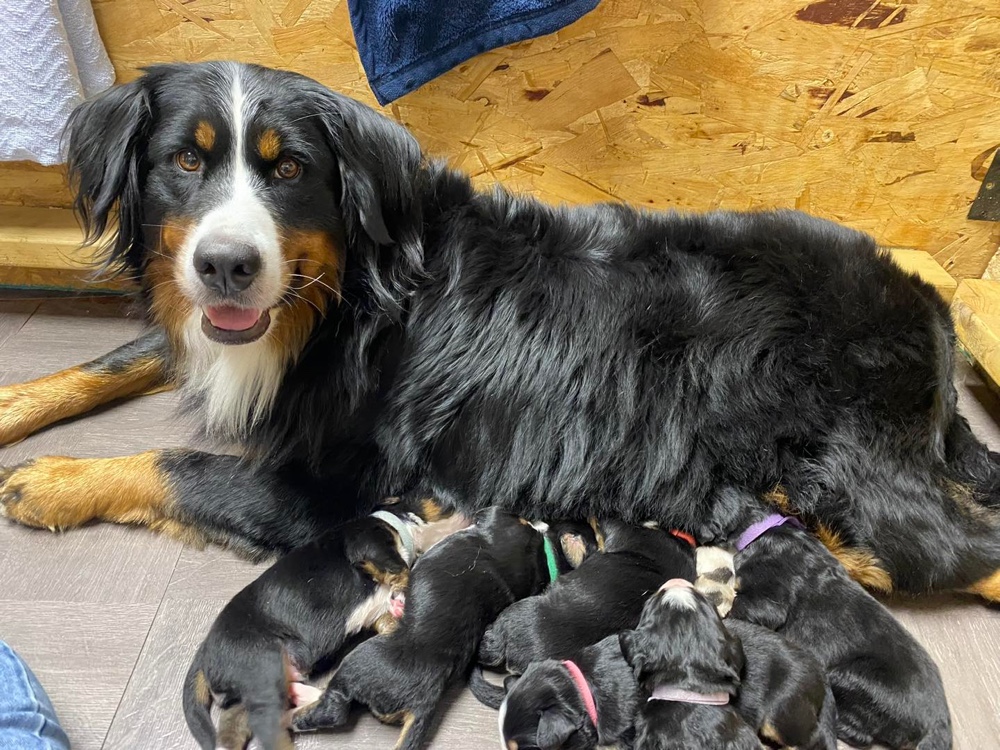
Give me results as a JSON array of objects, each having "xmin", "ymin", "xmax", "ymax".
[{"xmin": 736, "ymin": 513, "xmax": 805, "ymax": 551}]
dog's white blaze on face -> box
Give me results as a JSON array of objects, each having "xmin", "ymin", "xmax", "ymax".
[
  {"xmin": 661, "ymin": 585, "xmax": 698, "ymax": 610},
  {"xmin": 176, "ymin": 64, "xmax": 288, "ymax": 439}
]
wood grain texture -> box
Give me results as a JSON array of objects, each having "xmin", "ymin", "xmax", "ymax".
[
  {"xmin": 2, "ymin": 0, "xmax": 1000, "ymax": 281},
  {"xmin": 952, "ymin": 279, "xmax": 1000, "ymax": 391},
  {"xmin": 0, "ymin": 601, "xmax": 159, "ymax": 750}
]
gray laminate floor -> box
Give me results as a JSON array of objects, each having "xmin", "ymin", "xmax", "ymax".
[{"xmin": 1, "ymin": 294, "xmax": 999, "ymax": 750}]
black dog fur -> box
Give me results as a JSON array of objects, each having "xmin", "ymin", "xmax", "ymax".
[
  {"xmin": 621, "ymin": 583, "xmax": 757, "ymax": 750},
  {"xmin": 724, "ymin": 619, "xmax": 838, "ymax": 750},
  {"xmin": 6, "ymin": 62, "xmax": 998, "ymax": 607},
  {"xmin": 181, "ymin": 493, "xmax": 456, "ymax": 749},
  {"xmin": 291, "ymin": 507, "xmax": 551, "ymax": 749},
  {"xmin": 499, "ymin": 634, "xmax": 638, "ymax": 750},
  {"xmin": 729, "ymin": 519, "xmax": 953, "ymax": 750},
  {"xmin": 477, "ymin": 520, "xmax": 695, "ymax": 677}
]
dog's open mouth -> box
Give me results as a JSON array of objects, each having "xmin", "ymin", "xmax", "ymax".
[{"xmin": 201, "ymin": 305, "xmax": 271, "ymax": 344}]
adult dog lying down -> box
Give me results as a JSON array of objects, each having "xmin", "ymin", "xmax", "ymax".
[{"xmin": 1, "ymin": 62, "xmax": 999, "ymax": 602}]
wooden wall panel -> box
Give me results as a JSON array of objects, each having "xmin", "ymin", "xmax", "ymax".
[{"xmin": 2, "ymin": 0, "xmax": 999, "ymax": 277}]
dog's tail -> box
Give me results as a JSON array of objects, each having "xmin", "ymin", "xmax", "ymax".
[
  {"xmin": 182, "ymin": 643, "xmax": 216, "ymax": 750},
  {"xmin": 468, "ymin": 665, "xmax": 506, "ymax": 709},
  {"xmin": 243, "ymin": 648, "xmax": 294, "ymax": 750}
]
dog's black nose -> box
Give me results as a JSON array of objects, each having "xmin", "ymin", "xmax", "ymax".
[{"xmin": 193, "ymin": 239, "xmax": 261, "ymax": 295}]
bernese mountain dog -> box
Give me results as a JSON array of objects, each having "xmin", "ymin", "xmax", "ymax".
[{"xmin": 1, "ymin": 61, "xmax": 1000, "ymax": 603}]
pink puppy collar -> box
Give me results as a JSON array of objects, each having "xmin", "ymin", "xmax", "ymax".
[{"xmin": 563, "ymin": 660, "xmax": 598, "ymax": 728}]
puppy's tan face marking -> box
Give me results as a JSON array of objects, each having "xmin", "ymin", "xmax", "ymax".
[
  {"xmin": 194, "ymin": 120, "xmax": 215, "ymax": 151},
  {"xmin": 257, "ymin": 128, "xmax": 282, "ymax": 161}
]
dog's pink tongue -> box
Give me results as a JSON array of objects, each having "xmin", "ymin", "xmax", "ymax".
[{"xmin": 204, "ymin": 305, "xmax": 261, "ymax": 331}]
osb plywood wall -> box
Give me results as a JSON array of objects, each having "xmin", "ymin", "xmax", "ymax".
[{"xmin": 3, "ymin": 0, "xmax": 1000, "ymax": 278}]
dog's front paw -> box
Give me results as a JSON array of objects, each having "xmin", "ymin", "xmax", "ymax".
[{"xmin": 1, "ymin": 456, "xmax": 98, "ymax": 530}]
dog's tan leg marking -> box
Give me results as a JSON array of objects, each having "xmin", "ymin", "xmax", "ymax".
[
  {"xmin": 216, "ymin": 704, "xmax": 251, "ymax": 750},
  {"xmin": 815, "ymin": 524, "xmax": 893, "ymax": 593},
  {"xmin": 965, "ymin": 570, "xmax": 1000, "ymax": 602},
  {"xmin": 373, "ymin": 611, "xmax": 401, "ymax": 635},
  {"xmin": 587, "ymin": 517, "xmax": 606, "ymax": 551},
  {"xmin": 393, "ymin": 711, "xmax": 416, "ymax": 750},
  {"xmin": 0, "ymin": 450, "xmax": 200, "ymax": 542},
  {"xmin": 0, "ymin": 358, "xmax": 170, "ymax": 447},
  {"xmin": 760, "ymin": 720, "xmax": 783, "ymax": 745}
]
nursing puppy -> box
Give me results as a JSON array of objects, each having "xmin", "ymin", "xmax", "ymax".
[
  {"xmin": 621, "ymin": 579, "xmax": 758, "ymax": 750},
  {"xmin": 499, "ymin": 634, "xmax": 638, "ymax": 750},
  {"xmin": 724, "ymin": 619, "xmax": 837, "ymax": 750},
  {"xmin": 729, "ymin": 514, "xmax": 952, "ymax": 750},
  {"xmin": 182, "ymin": 493, "xmax": 464, "ymax": 750},
  {"xmin": 292, "ymin": 507, "xmax": 552, "ymax": 749},
  {"xmin": 477, "ymin": 520, "xmax": 695, "ymax": 680}
]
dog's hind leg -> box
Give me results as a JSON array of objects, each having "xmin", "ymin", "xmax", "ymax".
[
  {"xmin": 216, "ymin": 705, "xmax": 251, "ymax": 750},
  {"xmin": 395, "ymin": 711, "xmax": 435, "ymax": 750},
  {"xmin": 291, "ymin": 685, "xmax": 353, "ymax": 732},
  {"xmin": 0, "ymin": 328, "xmax": 172, "ymax": 446}
]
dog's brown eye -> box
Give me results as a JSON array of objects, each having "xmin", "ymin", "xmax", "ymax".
[
  {"xmin": 275, "ymin": 157, "xmax": 301, "ymax": 180},
  {"xmin": 175, "ymin": 149, "xmax": 201, "ymax": 172}
]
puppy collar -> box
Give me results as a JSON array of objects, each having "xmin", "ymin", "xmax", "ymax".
[
  {"xmin": 370, "ymin": 510, "xmax": 416, "ymax": 564},
  {"xmin": 648, "ymin": 685, "xmax": 730, "ymax": 706},
  {"xmin": 735, "ymin": 513, "xmax": 804, "ymax": 551},
  {"xmin": 543, "ymin": 536, "xmax": 560, "ymax": 583},
  {"xmin": 669, "ymin": 529, "xmax": 696, "ymax": 548},
  {"xmin": 562, "ymin": 660, "xmax": 598, "ymax": 728}
]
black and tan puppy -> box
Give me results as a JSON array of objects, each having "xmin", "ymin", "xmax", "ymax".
[
  {"xmin": 621, "ymin": 579, "xmax": 757, "ymax": 750},
  {"xmin": 291, "ymin": 507, "xmax": 553, "ymax": 749},
  {"xmin": 724, "ymin": 619, "xmax": 837, "ymax": 750},
  {"xmin": 498, "ymin": 634, "xmax": 638, "ymax": 750},
  {"xmin": 182, "ymin": 493, "xmax": 465, "ymax": 750},
  {"xmin": 476, "ymin": 520, "xmax": 695, "ymax": 683},
  {"xmin": 729, "ymin": 514, "xmax": 953, "ymax": 750}
]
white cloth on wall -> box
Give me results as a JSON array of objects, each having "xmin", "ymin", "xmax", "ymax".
[{"xmin": 0, "ymin": 0, "xmax": 115, "ymax": 166}]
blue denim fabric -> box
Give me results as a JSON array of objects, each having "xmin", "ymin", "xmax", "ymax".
[{"xmin": 0, "ymin": 641, "xmax": 71, "ymax": 749}]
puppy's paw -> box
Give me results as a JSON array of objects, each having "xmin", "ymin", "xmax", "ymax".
[
  {"xmin": 289, "ymin": 682, "xmax": 323, "ymax": 707},
  {"xmin": 0, "ymin": 457, "xmax": 97, "ymax": 530},
  {"xmin": 290, "ymin": 687, "xmax": 351, "ymax": 732}
]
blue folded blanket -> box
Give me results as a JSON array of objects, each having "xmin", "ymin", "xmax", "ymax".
[{"xmin": 348, "ymin": 0, "xmax": 601, "ymax": 104}]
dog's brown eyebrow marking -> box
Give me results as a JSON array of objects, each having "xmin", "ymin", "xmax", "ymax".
[
  {"xmin": 257, "ymin": 128, "xmax": 282, "ymax": 161},
  {"xmin": 194, "ymin": 121, "xmax": 215, "ymax": 151}
]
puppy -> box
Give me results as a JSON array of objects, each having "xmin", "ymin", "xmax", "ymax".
[
  {"xmin": 621, "ymin": 579, "xmax": 758, "ymax": 750},
  {"xmin": 182, "ymin": 493, "xmax": 464, "ymax": 750},
  {"xmin": 291, "ymin": 507, "xmax": 553, "ymax": 749},
  {"xmin": 499, "ymin": 634, "xmax": 638, "ymax": 750},
  {"xmin": 724, "ymin": 619, "xmax": 837, "ymax": 750},
  {"xmin": 729, "ymin": 513, "xmax": 952, "ymax": 750},
  {"xmin": 695, "ymin": 546, "xmax": 737, "ymax": 616},
  {"xmin": 476, "ymin": 519, "xmax": 695, "ymax": 680}
]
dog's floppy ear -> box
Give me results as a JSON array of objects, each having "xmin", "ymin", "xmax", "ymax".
[
  {"xmin": 64, "ymin": 77, "xmax": 154, "ymax": 274},
  {"xmin": 619, "ymin": 630, "xmax": 645, "ymax": 678},
  {"xmin": 312, "ymin": 88, "xmax": 424, "ymax": 315},
  {"xmin": 536, "ymin": 708, "xmax": 577, "ymax": 750}
]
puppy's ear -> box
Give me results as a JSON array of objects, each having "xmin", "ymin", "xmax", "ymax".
[
  {"xmin": 313, "ymin": 88, "xmax": 424, "ymax": 315},
  {"xmin": 536, "ymin": 708, "xmax": 577, "ymax": 750},
  {"xmin": 65, "ymin": 77, "xmax": 154, "ymax": 274},
  {"xmin": 619, "ymin": 630, "xmax": 645, "ymax": 677}
]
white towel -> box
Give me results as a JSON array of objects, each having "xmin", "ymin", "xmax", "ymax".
[{"xmin": 0, "ymin": 0, "xmax": 114, "ymax": 165}]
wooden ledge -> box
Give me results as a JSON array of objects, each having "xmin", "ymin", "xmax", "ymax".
[
  {"xmin": 952, "ymin": 279, "xmax": 1000, "ymax": 390},
  {"xmin": 0, "ymin": 206, "xmax": 132, "ymax": 292},
  {"xmin": 886, "ymin": 247, "xmax": 957, "ymax": 303}
]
